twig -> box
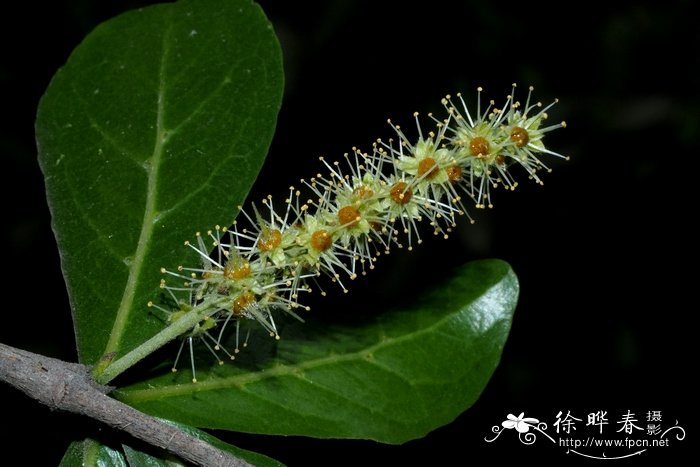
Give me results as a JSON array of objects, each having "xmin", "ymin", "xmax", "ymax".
[{"xmin": 0, "ymin": 342, "xmax": 252, "ymax": 467}]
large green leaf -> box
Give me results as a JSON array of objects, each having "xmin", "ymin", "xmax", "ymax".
[
  {"xmin": 36, "ymin": 0, "xmax": 283, "ymax": 365},
  {"xmin": 59, "ymin": 424, "xmax": 283, "ymax": 467},
  {"xmin": 116, "ymin": 259, "xmax": 517, "ymax": 443}
]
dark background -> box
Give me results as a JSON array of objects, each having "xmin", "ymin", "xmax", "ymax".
[{"xmin": 1, "ymin": 0, "xmax": 695, "ymax": 464}]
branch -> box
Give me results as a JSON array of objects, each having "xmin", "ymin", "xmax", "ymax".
[{"xmin": 0, "ymin": 342, "xmax": 252, "ymax": 467}]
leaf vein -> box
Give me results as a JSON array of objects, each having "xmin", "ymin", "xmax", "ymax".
[
  {"xmin": 99, "ymin": 15, "xmax": 174, "ymax": 360},
  {"xmin": 164, "ymin": 74, "xmax": 236, "ymax": 141},
  {"xmin": 154, "ymin": 151, "xmax": 250, "ymax": 224}
]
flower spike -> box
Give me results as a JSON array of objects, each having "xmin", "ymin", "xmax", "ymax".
[{"xmin": 155, "ymin": 85, "xmax": 567, "ymax": 381}]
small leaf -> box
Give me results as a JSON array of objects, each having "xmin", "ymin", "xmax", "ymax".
[
  {"xmin": 59, "ymin": 427, "xmax": 283, "ymax": 467},
  {"xmin": 117, "ymin": 259, "xmax": 518, "ymax": 444},
  {"xmin": 120, "ymin": 447, "xmax": 168, "ymax": 467},
  {"xmin": 36, "ymin": 0, "xmax": 283, "ymax": 365},
  {"xmin": 59, "ymin": 439, "xmax": 127, "ymax": 467}
]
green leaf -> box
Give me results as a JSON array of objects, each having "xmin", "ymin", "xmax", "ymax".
[
  {"xmin": 59, "ymin": 427, "xmax": 284, "ymax": 467},
  {"xmin": 59, "ymin": 440, "xmax": 127, "ymax": 467},
  {"xmin": 116, "ymin": 259, "xmax": 518, "ymax": 444},
  {"xmin": 36, "ymin": 0, "xmax": 283, "ymax": 365}
]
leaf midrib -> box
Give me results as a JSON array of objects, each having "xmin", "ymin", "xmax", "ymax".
[
  {"xmin": 117, "ymin": 286, "xmax": 505, "ymax": 403},
  {"xmin": 100, "ymin": 17, "xmax": 173, "ymax": 360}
]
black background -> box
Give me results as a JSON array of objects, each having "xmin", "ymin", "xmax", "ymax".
[{"xmin": 1, "ymin": 0, "xmax": 695, "ymax": 464}]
